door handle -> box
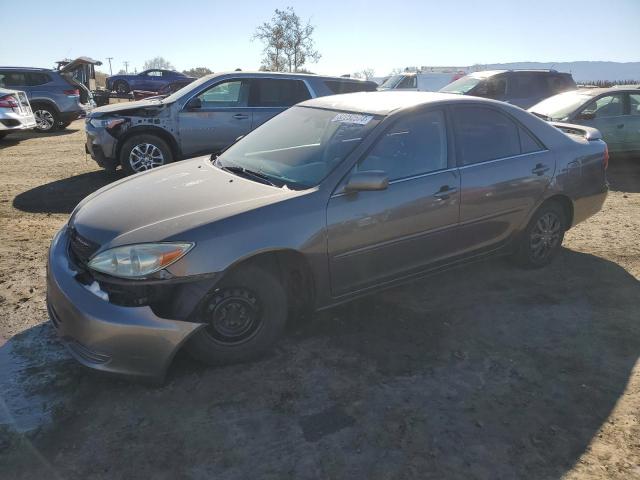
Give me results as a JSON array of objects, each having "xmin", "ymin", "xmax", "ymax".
[
  {"xmin": 531, "ymin": 163, "xmax": 550, "ymax": 176},
  {"xmin": 233, "ymin": 113, "xmax": 249, "ymax": 120},
  {"xmin": 433, "ymin": 185, "xmax": 457, "ymax": 200}
]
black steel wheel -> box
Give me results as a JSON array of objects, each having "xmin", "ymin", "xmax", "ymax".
[
  {"xmin": 186, "ymin": 265, "xmax": 287, "ymax": 365},
  {"xmin": 114, "ymin": 80, "xmax": 130, "ymax": 94},
  {"xmin": 513, "ymin": 201, "xmax": 566, "ymax": 268}
]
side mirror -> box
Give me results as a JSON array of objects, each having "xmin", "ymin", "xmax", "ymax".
[
  {"xmin": 186, "ymin": 97, "xmax": 202, "ymax": 110},
  {"xmin": 344, "ymin": 170, "xmax": 389, "ymax": 193},
  {"xmin": 577, "ymin": 111, "xmax": 596, "ymax": 121}
]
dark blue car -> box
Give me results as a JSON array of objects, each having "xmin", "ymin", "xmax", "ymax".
[{"xmin": 106, "ymin": 69, "xmax": 194, "ymax": 94}]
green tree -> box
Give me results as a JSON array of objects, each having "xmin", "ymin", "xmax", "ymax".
[
  {"xmin": 183, "ymin": 67, "xmax": 213, "ymax": 78},
  {"xmin": 143, "ymin": 57, "xmax": 175, "ymax": 71}
]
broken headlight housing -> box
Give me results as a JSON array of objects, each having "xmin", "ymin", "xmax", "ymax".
[
  {"xmin": 89, "ymin": 117, "xmax": 125, "ymax": 129},
  {"xmin": 88, "ymin": 243, "xmax": 194, "ymax": 279}
]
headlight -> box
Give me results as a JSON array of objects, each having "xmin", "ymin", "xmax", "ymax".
[
  {"xmin": 88, "ymin": 243, "xmax": 194, "ymax": 279},
  {"xmin": 89, "ymin": 117, "xmax": 125, "ymax": 129}
]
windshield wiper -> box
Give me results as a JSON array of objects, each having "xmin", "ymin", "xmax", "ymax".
[
  {"xmin": 530, "ymin": 111, "xmax": 550, "ymax": 121},
  {"xmin": 220, "ymin": 165, "xmax": 280, "ymax": 187}
]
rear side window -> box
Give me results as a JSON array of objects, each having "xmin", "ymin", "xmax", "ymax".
[
  {"xmin": 0, "ymin": 72, "xmax": 27, "ymax": 88},
  {"xmin": 547, "ymin": 75, "xmax": 575, "ymax": 94},
  {"xmin": 519, "ymin": 127, "xmax": 544, "ymax": 154},
  {"xmin": 26, "ymin": 73, "xmax": 50, "ymax": 86},
  {"xmin": 358, "ymin": 110, "xmax": 448, "ymax": 180},
  {"xmin": 324, "ymin": 80, "xmax": 377, "ymax": 94},
  {"xmin": 452, "ymin": 106, "xmax": 521, "ymax": 165},
  {"xmin": 249, "ymin": 79, "xmax": 311, "ymax": 107},
  {"xmin": 509, "ymin": 74, "xmax": 547, "ymax": 97}
]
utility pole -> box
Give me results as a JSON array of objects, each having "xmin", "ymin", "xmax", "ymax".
[
  {"xmin": 106, "ymin": 57, "xmax": 113, "ymax": 75},
  {"xmin": 123, "ymin": 61, "xmax": 129, "ymax": 73}
]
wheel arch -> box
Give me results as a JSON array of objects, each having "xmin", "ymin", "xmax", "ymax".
[
  {"xmin": 30, "ymin": 98, "xmax": 60, "ymax": 114},
  {"xmin": 541, "ymin": 194, "xmax": 574, "ymax": 228},
  {"xmin": 220, "ymin": 248, "xmax": 316, "ymax": 315},
  {"xmin": 115, "ymin": 126, "xmax": 181, "ymax": 162}
]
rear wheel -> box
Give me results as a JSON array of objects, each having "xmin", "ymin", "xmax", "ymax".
[
  {"xmin": 119, "ymin": 134, "xmax": 173, "ymax": 175},
  {"xmin": 0, "ymin": 132, "xmax": 8, "ymax": 140},
  {"xmin": 513, "ymin": 201, "xmax": 566, "ymax": 268},
  {"xmin": 33, "ymin": 104, "xmax": 59, "ymax": 133},
  {"xmin": 114, "ymin": 80, "xmax": 130, "ymax": 94},
  {"xmin": 58, "ymin": 121, "xmax": 72, "ymax": 129},
  {"xmin": 185, "ymin": 266, "xmax": 287, "ymax": 366}
]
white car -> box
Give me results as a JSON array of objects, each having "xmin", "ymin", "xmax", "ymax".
[{"xmin": 0, "ymin": 87, "xmax": 36, "ymax": 139}]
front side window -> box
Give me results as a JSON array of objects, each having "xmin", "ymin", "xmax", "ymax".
[
  {"xmin": 196, "ymin": 80, "xmax": 247, "ymax": 108},
  {"xmin": 397, "ymin": 76, "xmax": 417, "ymax": 89},
  {"xmin": 439, "ymin": 75, "xmax": 482, "ymax": 94},
  {"xmin": 630, "ymin": 94, "xmax": 640, "ymax": 116},
  {"xmin": 358, "ymin": 110, "xmax": 448, "ymax": 180},
  {"xmin": 249, "ymin": 79, "xmax": 311, "ymax": 107},
  {"xmin": 474, "ymin": 77, "xmax": 506, "ymax": 99},
  {"xmin": 216, "ymin": 106, "xmax": 380, "ymax": 188},
  {"xmin": 580, "ymin": 94, "xmax": 625, "ymax": 118},
  {"xmin": 453, "ymin": 107, "xmax": 521, "ymax": 165}
]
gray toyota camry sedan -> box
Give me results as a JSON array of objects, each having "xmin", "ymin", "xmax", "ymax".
[{"xmin": 47, "ymin": 91, "xmax": 608, "ymax": 381}]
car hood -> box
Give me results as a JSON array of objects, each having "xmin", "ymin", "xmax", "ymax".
[
  {"xmin": 71, "ymin": 157, "xmax": 300, "ymax": 248},
  {"xmin": 89, "ymin": 98, "xmax": 166, "ymax": 116}
]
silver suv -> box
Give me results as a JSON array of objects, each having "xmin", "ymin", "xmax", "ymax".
[
  {"xmin": 85, "ymin": 71, "xmax": 378, "ymax": 174},
  {"xmin": 0, "ymin": 67, "xmax": 92, "ymax": 132}
]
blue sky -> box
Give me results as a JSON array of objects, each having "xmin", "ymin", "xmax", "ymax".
[{"xmin": 2, "ymin": 0, "xmax": 638, "ymax": 76}]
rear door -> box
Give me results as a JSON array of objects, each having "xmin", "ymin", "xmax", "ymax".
[
  {"xmin": 249, "ymin": 78, "xmax": 311, "ymax": 129},
  {"xmin": 177, "ymin": 78, "xmax": 252, "ymax": 156},
  {"xmin": 326, "ymin": 109, "xmax": 461, "ymax": 296},
  {"xmin": 452, "ymin": 105, "xmax": 553, "ymax": 253},
  {"xmin": 574, "ymin": 93, "xmax": 626, "ymax": 152},
  {"xmin": 626, "ymin": 93, "xmax": 640, "ymax": 152}
]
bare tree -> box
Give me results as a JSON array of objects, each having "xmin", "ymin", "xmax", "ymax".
[
  {"xmin": 143, "ymin": 57, "xmax": 175, "ymax": 71},
  {"xmin": 254, "ymin": 7, "xmax": 320, "ymax": 72},
  {"xmin": 353, "ymin": 68, "xmax": 376, "ymax": 80}
]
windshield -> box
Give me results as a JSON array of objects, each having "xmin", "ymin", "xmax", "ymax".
[
  {"xmin": 163, "ymin": 75, "xmax": 213, "ymax": 103},
  {"xmin": 215, "ymin": 106, "xmax": 380, "ymax": 189},
  {"xmin": 379, "ymin": 75, "xmax": 404, "ymax": 89},
  {"xmin": 439, "ymin": 75, "xmax": 482, "ymax": 94},
  {"xmin": 528, "ymin": 91, "xmax": 594, "ymax": 121}
]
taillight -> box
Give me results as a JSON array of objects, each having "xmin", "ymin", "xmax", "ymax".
[
  {"xmin": 0, "ymin": 94, "xmax": 19, "ymax": 108},
  {"xmin": 603, "ymin": 145, "xmax": 609, "ymax": 170},
  {"xmin": 63, "ymin": 89, "xmax": 80, "ymax": 96}
]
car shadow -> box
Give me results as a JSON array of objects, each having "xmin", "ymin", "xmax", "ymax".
[
  {"xmin": 1, "ymin": 249, "xmax": 639, "ymax": 478},
  {"xmin": 12, "ymin": 170, "xmax": 123, "ymax": 214},
  {"xmin": 608, "ymin": 153, "xmax": 640, "ymax": 193}
]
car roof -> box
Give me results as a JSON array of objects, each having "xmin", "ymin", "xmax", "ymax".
[
  {"xmin": 0, "ymin": 66, "xmax": 54, "ymax": 72},
  {"xmin": 574, "ymin": 86, "xmax": 640, "ymax": 96},
  {"xmin": 205, "ymin": 71, "xmax": 376, "ymax": 84},
  {"xmin": 468, "ymin": 69, "xmax": 570, "ymax": 78},
  {"xmin": 299, "ymin": 91, "xmax": 499, "ymax": 115}
]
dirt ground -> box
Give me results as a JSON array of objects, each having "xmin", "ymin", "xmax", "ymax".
[{"xmin": 0, "ymin": 123, "xmax": 639, "ymax": 479}]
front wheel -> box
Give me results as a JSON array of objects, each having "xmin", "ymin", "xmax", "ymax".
[
  {"xmin": 185, "ymin": 266, "xmax": 287, "ymax": 366},
  {"xmin": 114, "ymin": 80, "xmax": 130, "ymax": 94},
  {"xmin": 119, "ymin": 134, "xmax": 173, "ymax": 175},
  {"xmin": 512, "ymin": 201, "xmax": 567, "ymax": 268}
]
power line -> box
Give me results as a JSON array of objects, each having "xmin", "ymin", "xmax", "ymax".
[{"xmin": 123, "ymin": 61, "xmax": 129, "ymax": 74}]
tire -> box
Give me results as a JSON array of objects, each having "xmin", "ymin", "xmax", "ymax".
[
  {"xmin": 185, "ymin": 265, "xmax": 287, "ymax": 366},
  {"xmin": 58, "ymin": 121, "xmax": 72, "ymax": 129},
  {"xmin": 0, "ymin": 132, "xmax": 8, "ymax": 140},
  {"xmin": 32, "ymin": 104, "xmax": 59, "ymax": 133},
  {"xmin": 512, "ymin": 201, "xmax": 567, "ymax": 268},
  {"xmin": 114, "ymin": 80, "xmax": 130, "ymax": 94},
  {"xmin": 119, "ymin": 134, "xmax": 173, "ymax": 175}
]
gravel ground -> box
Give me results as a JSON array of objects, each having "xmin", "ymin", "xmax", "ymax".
[{"xmin": 0, "ymin": 123, "xmax": 639, "ymax": 479}]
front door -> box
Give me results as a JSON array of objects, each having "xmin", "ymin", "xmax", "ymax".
[
  {"xmin": 327, "ymin": 109, "xmax": 461, "ymax": 296},
  {"xmin": 178, "ymin": 78, "xmax": 252, "ymax": 157},
  {"xmin": 573, "ymin": 93, "xmax": 627, "ymax": 153},
  {"xmin": 451, "ymin": 105, "xmax": 554, "ymax": 254}
]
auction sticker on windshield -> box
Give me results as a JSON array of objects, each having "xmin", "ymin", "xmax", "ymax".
[{"xmin": 331, "ymin": 113, "xmax": 373, "ymax": 125}]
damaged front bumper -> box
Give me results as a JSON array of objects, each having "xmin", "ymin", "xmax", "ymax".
[
  {"xmin": 85, "ymin": 121, "xmax": 119, "ymax": 170},
  {"xmin": 46, "ymin": 226, "xmax": 206, "ymax": 381}
]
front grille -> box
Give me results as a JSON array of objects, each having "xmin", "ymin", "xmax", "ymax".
[{"xmin": 68, "ymin": 227, "xmax": 99, "ymax": 267}]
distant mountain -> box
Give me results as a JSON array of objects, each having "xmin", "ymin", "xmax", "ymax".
[{"xmin": 470, "ymin": 61, "xmax": 640, "ymax": 82}]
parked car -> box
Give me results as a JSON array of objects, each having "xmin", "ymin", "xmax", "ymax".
[
  {"xmin": 131, "ymin": 78, "xmax": 195, "ymax": 101},
  {"xmin": 0, "ymin": 66, "xmax": 92, "ymax": 132},
  {"xmin": 0, "ymin": 87, "xmax": 36, "ymax": 139},
  {"xmin": 439, "ymin": 70, "xmax": 577, "ymax": 108},
  {"xmin": 86, "ymin": 71, "xmax": 378, "ymax": 174},
  {"xmin": 106, "ymin": 69, "xmax": 194, "ymax": 94},
  {"xmin": 48, "ymin": 91, "xmax": 608, "ymax": 381},
  {"xmin": 528, "ymin": 86, "xmax": 640, "ymax": 154},
  {"xmin": 379, "ymin": 71, "xmax": 466, "ymax": 92}
]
